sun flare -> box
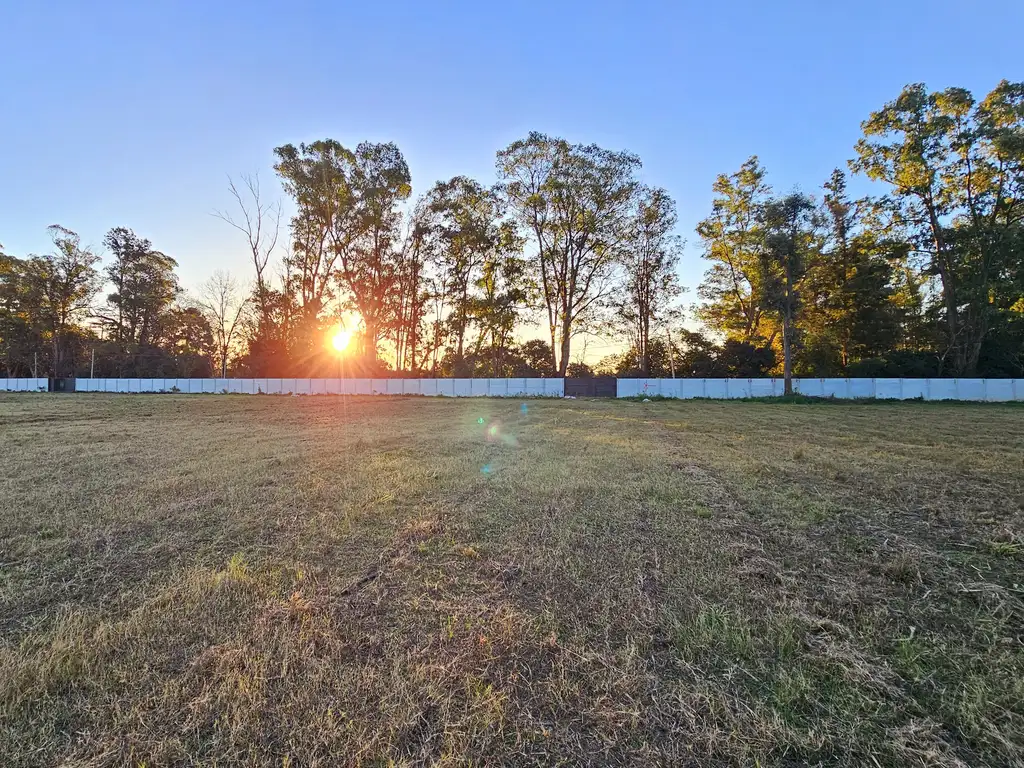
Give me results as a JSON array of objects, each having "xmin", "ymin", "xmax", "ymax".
[{"xmin": 331, "ymin": 329, "xmax": 351, "ymax": 352}]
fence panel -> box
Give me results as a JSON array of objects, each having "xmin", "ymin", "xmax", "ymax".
[
  {"xmin": 848, "ymin": 378, "xmax": 874, "ymax": 398},
  {"xmin": 900, "ymin": 379, "xmax": 928, "ymax": 399},
  {"xmin": 875, "ymin": 379, "xmax": 902, "ymax": 399},
  {"xmin": 926, "ymin": 379, "xmax": 955, "ymax": 400},
  {"xmin": 957, "ymin": 379, "xmax": 985, "ymax": 401},
  {"xmin": 794, "ymin": 379, "xmax": 823, "ymax": 397},
  {"xmin": 703, "ymin": 379, "xmax": 728, "ymax": 398},
  {"xmin": 0, "ymin": 377, "xmax": 47, "ymax": 392},
  {"xmin": 727, "ymin": 379, "xmax": 752, "ymax": 399},
  {"xmin": 613, "ymin": 377, "xmax": 1022, "ymax": 401},
  {"xmin": 820, "ymin": 379, "xmax": 848, "ymax": 398},
  {"xmin": 616, "ymin": 379, "xmax": 641, "ymax": 398},
  {"xmin": 675, "ymin": 379, "xmax": 700, "ymax": 399},
  {"xmin": 984, "ymin": 379, "xmax": 1014, "ymax": 402},
  {"xmin": 42, "ymin": 377, "xmax": 1024, "ymax": 401},
  {"xmin": 748, "ymin": 378, "xmax": 776, "ymax": 397}
]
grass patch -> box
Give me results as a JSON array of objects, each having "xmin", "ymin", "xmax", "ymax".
[{"xmin": 1, "ymin": 394, "xmax": 1023, "ymax": 766}]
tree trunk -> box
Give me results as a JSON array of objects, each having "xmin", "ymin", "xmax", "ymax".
[
  {"xmin": 782, "ymin": 318, "xmax": 793, "ymax": 396},
  {"xmin": 549, "ymin": 325, "xmax": 558, "ymax": 374},
  {"xmin": 558, "ymin": 323, "xmax": 572, "ymax": 377}
]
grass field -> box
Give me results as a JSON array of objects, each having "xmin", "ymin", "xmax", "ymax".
[{"xmin": 1, "ymin": 394, "xmax": 1023, "ymax": 767}]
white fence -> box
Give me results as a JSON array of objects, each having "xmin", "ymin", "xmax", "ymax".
[
  {"xmin": 0, "ymin": 378, "xmax": 49, "ymax": 392},
  {"xmin": 618, "ymin": 378, "xmax": 1024, "ymax": 401},
  {"xmin": 4, "ymin": 377, "xmax": 1021, "ymax": 401},
  {"xmin": 71, "ymin": 377, "xmax": 565, "ymax": 397}
]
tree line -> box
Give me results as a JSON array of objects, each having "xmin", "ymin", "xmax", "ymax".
[{"xmin": 2, "ymin": 81, "xmax": 1022, "ymax": 382}]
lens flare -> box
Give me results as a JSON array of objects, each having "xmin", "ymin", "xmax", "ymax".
[{"xmin": 332, "ymin": 329, "xmax": 351, "ymax": 352}]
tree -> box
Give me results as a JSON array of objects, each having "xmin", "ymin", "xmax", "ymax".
[
  {"xmin": 214, "ymin": 173, "xmax": 281, "ymax": 349},
  {"xmin": 565, "ymin": 361, "xmax": 594, "ymax": 378},
  {"xmin": 416, "ymin": 178, "xmax": 528, "ymax": 377},
  {"xmin": 195, "ymin": 270, "xmax": 249, "ymax": 377},
  {"xmin": 716, "ymin": 339, "xmax": 777, "ymax": 377},
  {"xmin": 390, "ymin": 212, "xmax": 431, "ymax": 373},
  {"xmin": 696, "ymin": 157, "xmax": 774, "ymax": 344},
  {"xmin": 798, "ymin": 170, "xmax": 906, "ymax": 374},
  {"xmin": 422, "ymin": 177, "xmax": 490, "ymax": 360},
  {"xmin": 101, "ymin": 227, "xmax": 180, "ymax": 349},
  {"xmin": 335, "ymin": 142, "xmax": 413, "ymax": 360},
  {"xmin": 468, "ymin": 240, "xmax": 528, "ymax": 376},
  {"xmin": 518, "ymin": 339, "xmax": 556, "ymax": 376},
  {"xmin": 498, "ymin": 132, "xmax": 641, "ymax": 375},
  {"xmin": 273, "ymin": 140, "xmax": 350, "ymax": 324},
  {"xmin": 274, "ymin": 140, "xmax": 413, "ymax": 363},
  {"xmin": 4, "ymin": 226, "xmax": 101, "ymax": 377},
  {"xmin": 613, "ymin": 186, "xmax": 684, "ymax": 374},
  {"xmin": 154, "ymin": 307, "xmax": 215, "ymax": 377},
  {"xmin": 851, "ymin": 80, "xmax": 1024, "ymax": 375},
  {"xmin": 0, "ymin": 245, "xmax": 34, "ymax": 375},
  {"xmin": 759, "ymin": 193, "xmax": 817, "ymax": 394}
]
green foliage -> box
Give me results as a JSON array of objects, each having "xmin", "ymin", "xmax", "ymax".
[
  {"xmin": 8, "ymin": 83, "xmax": 1024, "ymax": 381},
  {"xmin": 0, "ymin": 226, "xmax": 102, "ymax": 377},
  {"xmin": 611, "ymin": 186, "xmax": 685, "ymax": 375},
  {"xmin": 851, "ymin": 80, "xmax": 1024, "ymax": 375},
  {"xmin": 498, "ymin": 132, "xmax": 641, "ymax": 375},
  {"xmin": 696, "ymin": 156, "xmax": 775, "ymax": 344}
]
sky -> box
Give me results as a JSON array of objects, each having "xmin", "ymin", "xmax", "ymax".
[{"xmin": 3, "ymin": 0, "xmax": 1022, "ymax": 355}]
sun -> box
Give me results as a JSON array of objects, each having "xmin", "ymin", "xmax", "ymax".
[{"xmin": 331, "ymin": 328, "xmax": 351, "ymax": 352}]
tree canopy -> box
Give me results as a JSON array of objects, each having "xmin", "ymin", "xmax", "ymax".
[{"xmin": 2, "ymin": 80, "xmax": 1022, "ymax": 380}]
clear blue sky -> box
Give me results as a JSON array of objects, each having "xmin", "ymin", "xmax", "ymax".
[{"xmin": 3, "ymin": 0, "xmax": 1021, "ymax": 338}]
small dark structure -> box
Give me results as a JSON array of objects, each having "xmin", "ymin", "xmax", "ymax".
[{"xmin": 564, "ymin": 376, "xmax": 617, "ymax": 398}]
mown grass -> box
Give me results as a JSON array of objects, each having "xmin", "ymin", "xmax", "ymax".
[{"xmin": 1, "ymin": 393, "xmax": 1022, "ymax": 767}]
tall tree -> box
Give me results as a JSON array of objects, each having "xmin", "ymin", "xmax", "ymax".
[
  {"xmin": 214, "ymin": 173, "xmax": 281, "ymax": 346},
  {"xmin": 272, "ymin": 139, "xmax": 352, "ymax": 367},
  {"xmin": 8, "ymin": 226, "xmax": 102, "ymax": 377},
  {"xmin": 468, "ymin": 228, "xmax": 528, "ymax": 375},
  {"xmin": 274, "ymin": 139, "xmax": 412, "ymax": 363},
  {"xmin": 419, "ymin": 177, "xmax": 507, "ymax": 368},
  {"xmin": 154, "ymin": 307, "xmax": 215, "ymax": 377},
  {"xmin": 851, "ymin": 80, "xmax": 1024, "ymax": 375},
  {"xmin": 195, "ymin": 270, "xmax": 249, "ymax": 377},
  {"xmin": 0, "ymin": 245, "xmax": 35, "ymax": 375},
  {"xmin": 613, "ymin": 186, "xmax": 684, "ymax": 375},
  {"xmin": 696, "ymin": 157, "xmax": 774, "ymax": 344},
  {"xmin": 759, "ymin": 193, "xmax": 817, "ymax": 394},
  {"xmin": 797, "ymin": 170, "xmax": 907, "ymax": 373},
  {"xmin": 498, "ymin": 132, "xmax": 641, "ymax": 375},
  {"xmin": 101, "ymin": 227, "xmax": 180, "ymax": 349},
  {"xmin": 390, "ymin": 212, "xmax": 431, "ymax": 373},
  {"xmin": 334, "ymin": 142, "xmax": 412, "ymax": 360}
]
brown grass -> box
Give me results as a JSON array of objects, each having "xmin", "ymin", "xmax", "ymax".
[{"xmin": 1, "ymin": 393, "xmax": 1023, "ymax": 767}]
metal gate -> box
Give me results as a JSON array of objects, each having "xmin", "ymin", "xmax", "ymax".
[{"xmin": 563, "ymin": 377, "xmax": 617, "ymax": 397}]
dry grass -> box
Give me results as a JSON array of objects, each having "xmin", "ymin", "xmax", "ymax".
[{"xmin": 1, "ymin": 393, "xmax": 1023, "ymax": 767}]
